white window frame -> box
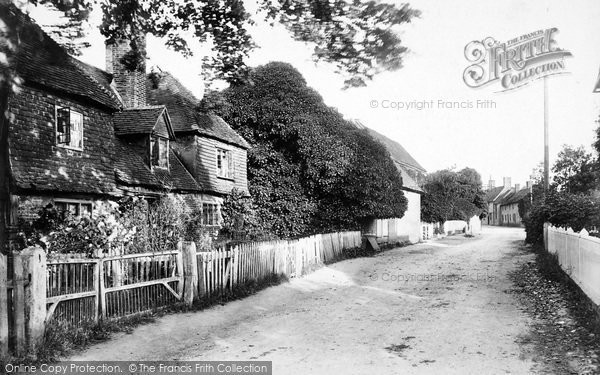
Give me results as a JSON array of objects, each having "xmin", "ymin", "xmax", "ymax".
[
  {"xmin": 55, "ymin": 106, "xmax": 84, "ymax": 150},
  {"xmin": 216, "ymin": 147, "xmax": 234, "ymax": 179},
  {"xmin": 54, "ymin": 199, "xmax": 93, "ymax": 218},
  {"xmin": 201, "ymin": 203, "xmax": 220, "ymax": 226},
  {"xmin": 150, "ymin": 135, "xmax": 169, "ymax": 170}
]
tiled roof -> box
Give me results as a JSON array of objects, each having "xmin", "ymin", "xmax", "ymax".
[
  {"xmin": 196, "ymin": 113, "xmax": 250, "ymax": 149},
  {"xmin": 146, "ymin": 72, "xmax": 250, "ymax": 149},
  {"xmin": 1, "ymin": 4, "xmax": 121, "ymax": 110},
  {"xmin": 502, "ymin": 188, "xmax": 530, "ymax": 205},
  {"xmin": 154, "ymin": 152, "xmax": 202, "ymax": 192},
  {"xmin": 495, "ymin": 189, "xmax": 515, "ymax": 205},
  {"xmin": 485, "ymin": 186, "xmax": 505, "ymax": 202},
  {"xmin": 113, "ymin": 106, "xmax": 173, "ymax": 137},
  {"xmin": 397, "ymin": 164, "xmax": 423, "ymax": 193},
  {"xmin": 350, "ymin": 120, "xmax": 426, "ymax": 172},
  {"xmin": 114, "ymin": 140, "xmax": 162, "ymax": 188},
  {"xmin": 114, "ymin": 140, "xmax": 200, "ymax": 192}
]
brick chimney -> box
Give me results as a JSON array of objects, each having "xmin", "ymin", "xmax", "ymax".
[
  {"xmin": 514, "ymin": 183, "xmax": 520, "ymax": 191},
  {"xmin": 488, "ymin": 179, "xmax": 495, "ymax": 189},
  {"xmin": 526, "ymin": 180, "xmax": 533, "ymax": 192},
  {"xmin": 106, "ymin": 36, "xmax": 146, "ymax": 108},
  {"xmin": 503, "ymin": 177, "xmax": 511, "ymax": 188}
]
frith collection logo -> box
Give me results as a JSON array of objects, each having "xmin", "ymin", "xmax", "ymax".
[{"xmin": 463, "ymin": 28, "xmax": 572, "ymax": 91}]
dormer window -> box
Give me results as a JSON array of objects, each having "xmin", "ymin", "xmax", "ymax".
[
  {"xmin": 56, "ymin": 106, "xmax": 83, "ymax": 150},
  {"xmin": 151, "ymin": 136, "xmax": 169, "ymax": 169}
]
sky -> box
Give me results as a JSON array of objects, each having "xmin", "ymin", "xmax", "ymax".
[{"xmin": 28, "ymin": 0, "xmax": 600, "ymax": 188}]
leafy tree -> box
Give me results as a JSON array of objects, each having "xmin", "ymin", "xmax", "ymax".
[
  {"xmin": 219, "ymin": 188, "xmax": 264, "ymax": 240},
  {"xmin": 220, "ymin": 62, "xmax": 407, "ymax": 237},
  {"xmin": 248, "ymin": 142, "xmax": 318, "ymax": 238},
  {"xmin": 552, "ymin": 144, "xmax": 597, "ymax": 194},
  {"xmin": 8, "ymin": 0, "xmax": 419, "ymax": 86},
  {"xmin": 529, "ymin": 161, "xmax": 546, "ymax": 204},
  {"xmin": 421, "ymin": 168, "xmax": 486, "ymax": 223}
]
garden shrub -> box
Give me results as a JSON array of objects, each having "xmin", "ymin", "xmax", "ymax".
[
  {"xmin": 524, "ymin": 190, "xmax": 600, "ymax": 245},
  {"xmin": 17, "ymin": 194, "xmax": 211, "ymax": 256}
]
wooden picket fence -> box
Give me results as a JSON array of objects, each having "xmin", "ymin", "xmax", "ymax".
[
  {"xmin": 196, "ymin": 232, "xmax": 362, "ymax": 298},
  {"xmin": 0, "ymin": 230, "xmax": 362, "ymax": 356}
]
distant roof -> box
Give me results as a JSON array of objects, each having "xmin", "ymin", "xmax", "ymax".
[
  {"xmin": 1, "ymin": 4, "xmax": 121, "ymax": 110},
  {"xmin": 350, "ymin": 120, "xmax": 426, "ymax": 172},
  {"xmin": 502, "ymin": 188, "xmax": 530, "ymax": 205},
  {"xmin": 114, "ymin": 140, "xmax": 200, "ymax": 192},
  {"xmin": 113, "ymin": 106, "xmax": 175, "ymax": 138},
  {"xmin": 494, "ymin": 189, "xmax": 514, "ymax": 205},
  {"xmin": 485, "ymin": 186, "xmax": 505, "ymax": 202},
  {"xmin": 397, "ymin": 164, "xmax": 423, "ymax": 193},
  {"xmin": 594, "ymin": 67, "xmax": 600, "ymax": 93},
  {"xmin": 146, "ymin": 72, "xmax": 250, "ymax": 149}
]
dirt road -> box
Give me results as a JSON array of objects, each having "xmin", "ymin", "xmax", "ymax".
[{"xmin": 69, "ymin": 227, "xmax": 538, "ymax": 374}]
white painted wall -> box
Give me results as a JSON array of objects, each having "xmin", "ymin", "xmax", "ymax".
[
  {"xmin": 372, "ymin": 190, "xmax": 423, "ymax": 244},
  {"xmin": 396, "ymin": 190, "xmax": 422, "ymax": 243}
]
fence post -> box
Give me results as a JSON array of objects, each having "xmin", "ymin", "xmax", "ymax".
[
  {"xmin": 180, "ymin": 242, "xmax": 198, "ymax": 306},
  {"xmin": 12, "ymin": 251, "xmax": 25, "ymax": 356},
  {"xmin": 0, "ymin": 253, "xmax": 7, "ymax": 357},
  {"xmin": 21, "ymin": 247, "xmax": 46, "ymax": 354}
]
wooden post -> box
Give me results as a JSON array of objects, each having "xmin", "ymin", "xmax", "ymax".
[
  {"xmin": 21, "ymin": 247, "xmax": 46, "ymax": 354},
  {"xmin": 181, "ymin": 242, "xmax": 198, "ymax": 306},
  {"xmin": 12, "ymin": 251, "xmax": 25, "ymax": 356},
  {"xmin": 94, "ymin": 260, "xmax": 100, "ymax": 322},
  {"xmin": 175, "ymin": 246, "xmax": 184, "ymax": 297},
  {"xmin": 99, "ymin": 259, "xmax": 106, "ymax": 319},
  {"xmin": 0, "ymin": 253, "xmax": 7, "ymax": 357},
  {"xmin": 543, "ymin": 76, "xmax": 550, "ymax": 193}
]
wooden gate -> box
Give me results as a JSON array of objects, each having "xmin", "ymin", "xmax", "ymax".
[
  {"xmin": 46, "ymin": 256, "xmax": 100, "ymax": 325},
  {"xmin": 100, "ymin": 250, "xmax": 184, "ymax": 319}
]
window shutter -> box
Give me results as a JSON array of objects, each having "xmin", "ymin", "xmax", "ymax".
[{"xmin": 56, "ymin": 107, "xmax": 71, "ymax": 144}]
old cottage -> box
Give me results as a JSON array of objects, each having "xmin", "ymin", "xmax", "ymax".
[{"xmin": 0, "ymin": 5, "xmax": 249, "ymax": 253}]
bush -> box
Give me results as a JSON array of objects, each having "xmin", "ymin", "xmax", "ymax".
[
  {"xmin": 219, "ymin": 188, "xmax": 269, "ymax": 241},
  {"xmin": 221, "ymin": 62, "xmax": 408, "ymax": 238},
  {"xmin": 524, "ymin": 190, "xmax": 600, "ymax": 245},
  {"xmin": 17, "ymin": 194, "xmax": 210, "ymax": 256}
]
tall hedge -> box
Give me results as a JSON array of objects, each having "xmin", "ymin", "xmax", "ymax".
[
  {"xmin": 218, "ymin": 62, "xmax": 407, "ymax": 237},
  {"xmin": 523, "ymin": 190, "xmax": 600, "ymax": 244}
]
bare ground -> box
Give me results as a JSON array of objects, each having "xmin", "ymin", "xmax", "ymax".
[{"xmin": 69, "ymin": 227, "xmax": 542, "ymax": 374}]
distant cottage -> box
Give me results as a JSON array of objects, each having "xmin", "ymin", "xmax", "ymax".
[
  {"xmin": 351, "ymin": 121, "xmax": 426, "ymax": 244},
  {"xmin": 483, "ymin": 177, "xmax": 532, "ymax": 227},
  {"xmin": 0, "ymin": 5, "xmax": 249, "ymax": 253}
]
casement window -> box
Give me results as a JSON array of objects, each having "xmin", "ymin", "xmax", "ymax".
[
  {"xmin": 216, "ymin": 148, "xmax": 233, "ymax": 179},
  {"xmin": 56, "ymin": 106, "xmax": 83, "ymax": 149},
  {"xmin": 54, "ymin": 200, "xmax": 93, "ymax": 218},
  {"xmin": 150, "ymin": 136, "xmax": 169, "ymax": 169},
  {"xmin": 201, "ymin": 203, "xmax": 219, "ymax": 226}
]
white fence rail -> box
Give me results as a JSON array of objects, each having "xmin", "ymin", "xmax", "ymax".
[{"xmin": 545, "ymin": 224, "xmax": 600, "ymax": 306}]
